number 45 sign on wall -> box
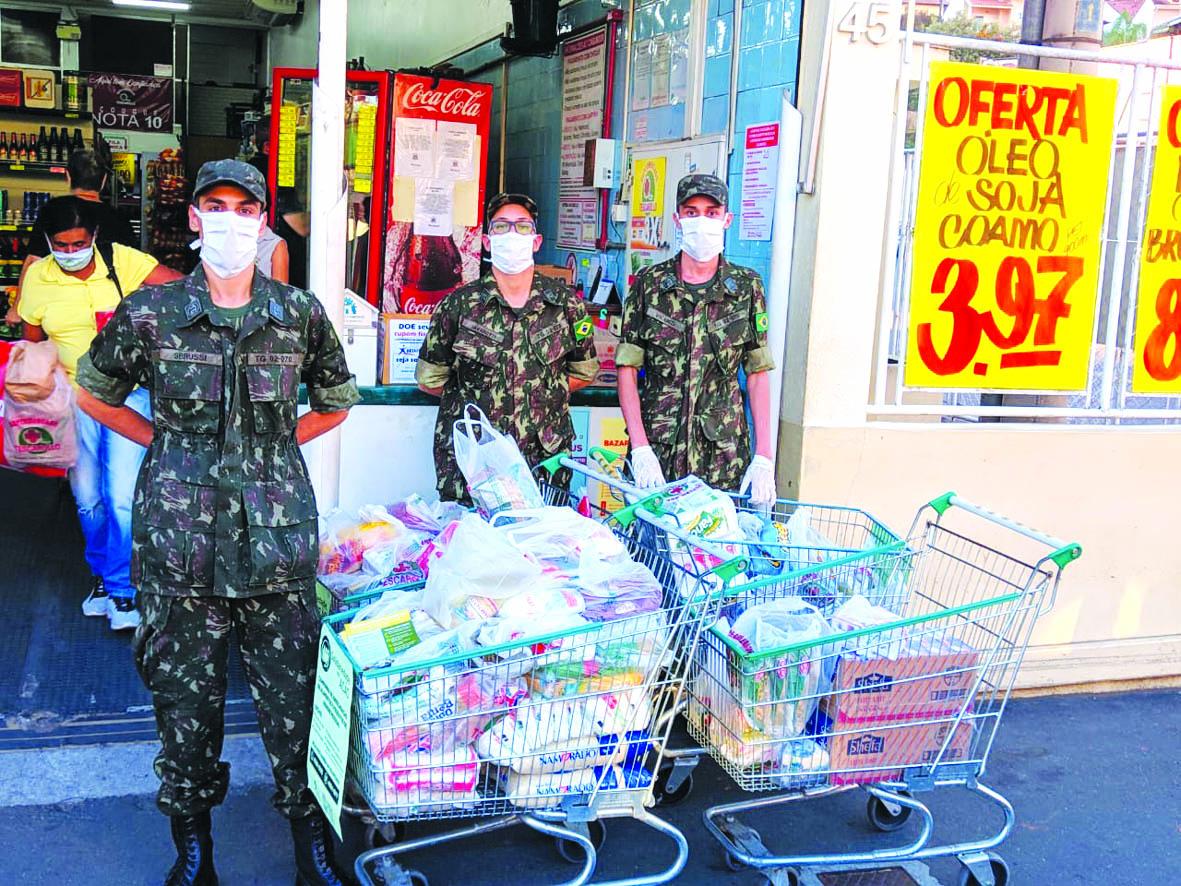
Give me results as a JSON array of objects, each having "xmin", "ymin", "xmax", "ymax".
[
  {"xmin": 1132, "ymin": 84, "xmax": 1181, "ymax": 393},
  {"xmin": 905, "ymin": 62, "xmax": 1116, "ymax": 391}
]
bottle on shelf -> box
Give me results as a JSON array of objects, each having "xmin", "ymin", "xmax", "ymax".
[
  {"xmin": 0, "ymin": 133, "xmax": 7, "ymax": 161},
  {"xmin": 48, "ymin": 127, "xmax": 59, "ymax": 163},
  {"xmin": 72, "ymin": 129, "xmax": 85, "ymax": 153},
  {"xmin": 36, "ymin": 126, "xmax": 48, "ymax": 162},
  {"xmin": 3, "ymin": 133, "xmax": 13, "ymax": 161}
]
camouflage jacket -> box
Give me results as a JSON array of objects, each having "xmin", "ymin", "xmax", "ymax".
[
  {"xmin": 616, "ymin": 255, "xmax": 774, "ymax": 490},
  {"xmin": 415, "ymin": 272, "xmax": 599, "ymax": 501},
  {"xmin": 76, "ymin": 267, "xmax": 359, "ymax": 598}
]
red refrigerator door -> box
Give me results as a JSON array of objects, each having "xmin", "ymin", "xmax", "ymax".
[{"xmin": 382, "ymin": 74, "xmax": 494, "ymax": 315}]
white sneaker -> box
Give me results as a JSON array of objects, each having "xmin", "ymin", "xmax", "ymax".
[
  {"xmin": 107, "ymin": 596, "xmax": 141, "ymax": 631},
  {"xmin": 82, "ymin": 578, "xmax": 110, "ymax": 617}
]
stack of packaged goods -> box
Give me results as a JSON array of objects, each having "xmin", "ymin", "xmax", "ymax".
[{"xmin": 321, "ymin": 421, "xmax": 677, "ymax": 819}]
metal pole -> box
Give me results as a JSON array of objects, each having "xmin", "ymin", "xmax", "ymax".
[{"xmin": 308, "ymin": 0, "xmax": 348, "ymax": 510}]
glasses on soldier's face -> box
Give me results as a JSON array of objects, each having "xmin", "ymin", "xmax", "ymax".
[{"xmin": 487, "ymin": 219, "xmax": 536, "ymax": 236}]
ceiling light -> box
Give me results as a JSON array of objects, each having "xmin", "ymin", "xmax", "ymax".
[{"xmin": 111, "ymin": 0, "xmax": 192, "ymax": 11}]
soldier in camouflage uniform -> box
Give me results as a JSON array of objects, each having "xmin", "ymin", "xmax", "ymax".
[
  {"xmin": 75, "ymin": 160, "xmax": 359, "ymax": 886},
  {"xmin": 617, "ymin": 174, "xmax": 777, "ymax": 502},
  {"xmin": 416, "ymin": 192, "xmax": 599, "ymax": 502}
]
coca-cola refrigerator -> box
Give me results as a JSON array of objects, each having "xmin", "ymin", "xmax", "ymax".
[
  {"xmin": 382, "ymin": 73, "xmax": 494, "ymax": 315},
  {"xmin": 268, "ymin": 68, "xmax": 392, "ymax": 305}
]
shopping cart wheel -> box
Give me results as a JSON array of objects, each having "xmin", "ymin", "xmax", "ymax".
[
  {"xmin": 866, "ymin": 792, "xmax": 913, "ymax": 832},
  {"xmin": 363, "ymin": 820, "xmax": 405, "ymax": 850},
  {"xmin": 956, "ymin": 853, "xmax": 1009, "ymax": 886},
  {"xmin": 653, "ymin": 764, "xmax": 694, "ymax": 805},
  {"xmin": 553, "ymin": 819, "xmax": 606, "ymax": 864},
  {"xmin": 370, "ymin": 857, "xmax": 427, "ymax": 886},
  {"xmin": 724, "ymin": 850, "xmax": 747, "ymax": 872}
]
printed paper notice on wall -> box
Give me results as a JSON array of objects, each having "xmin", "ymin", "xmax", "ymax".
[
  {"xmin": 414, "ymin": 180, "xmax": 455, "ymax": 237},
  {"xmin": 739, "ymin": 123, "xmax": 779, "ymax": 242},
  {"xmin": 395, "ymin": 118, "xmax": 436, "ymax": 178},
  {"xmin": 436, "ymin": 121, "xmax": 476, "ymax": 180}
]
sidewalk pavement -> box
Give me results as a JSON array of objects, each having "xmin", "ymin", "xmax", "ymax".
[{"xmin": 0, "ymin": 688, "xmax": 1177, "ymax": 885}]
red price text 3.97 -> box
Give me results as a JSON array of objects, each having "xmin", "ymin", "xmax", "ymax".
[{"xmin": 917, "ymin": 255, "xmax": 1083, "ymax": 377}]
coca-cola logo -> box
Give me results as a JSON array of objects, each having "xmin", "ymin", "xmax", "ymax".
[
  {"xmin": 402, "ymin": 82, "xmax": 485, "ymax": 118},
  {"xmin": 399, "ymin": 296, "xmax": 440, "ymax": 315}
]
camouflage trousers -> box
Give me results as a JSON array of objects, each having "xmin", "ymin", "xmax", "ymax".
[{"xmin": 134, "ymin": 590, "xmax": 321, "ymax": 820}]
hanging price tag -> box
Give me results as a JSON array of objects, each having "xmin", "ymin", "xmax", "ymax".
[
  {"xmin": 905, "ymin": 62, "xmax": 1117, "ymax": 390},
  {"xmin": 1132, "ymin": 84, "xmax": 1181, "ymax": 393}
]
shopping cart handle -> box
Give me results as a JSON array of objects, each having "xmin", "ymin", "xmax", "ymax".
[
  {"xmin": 587, "ymin": 446, "xmax": 624, "ymax": 465},
  {"xmin": 927, "ymin": 492, "xmax": 1082, "ymax": 569}
]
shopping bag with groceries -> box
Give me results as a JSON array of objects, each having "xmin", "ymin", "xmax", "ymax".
[{"xmin": 1, "ymin": 340, "xmax": 77, "ymax": 472}]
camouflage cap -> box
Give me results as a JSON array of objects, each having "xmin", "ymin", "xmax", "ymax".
[
  {"xmin": 486, "ymin": 192, "xmax": 538, "ymax": 222},
  {"xmin": 193, "ymin": 159, "xmax": 268, "ymax": 207},
  {"xmin": 676, "ymin": 173, "xmax": 728, "ymax": 208}
]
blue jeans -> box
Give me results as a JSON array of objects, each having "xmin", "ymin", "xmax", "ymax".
[{"xmin": 69, "ymin": 388, "xmax": 150, "ymax": 600}]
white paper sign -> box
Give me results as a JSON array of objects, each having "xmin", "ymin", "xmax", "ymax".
[
  {"xmin": 414, "ymin": 179, "xmax": 454, "ymax": 237},
  {"xmin": 395, "ymin": 118, "xmax": 436, "ymax": 178},
  {"xmin": 739, "ymin": 122, "xmax": 780, "ymax": 242},
  {"xmin": 384, "ymin": 314, "xmax": 432, "ymax": 384},
  {"xmin": 307, "ymin": 626, "xmax": 354, "ymax": 840},
  {"xmin": 436, "ymin": 121, "xmax": 476, "ymax": 180},
  {"xmin": 632, "ymin": 40, "xmax": 652, "ymax": 111}
]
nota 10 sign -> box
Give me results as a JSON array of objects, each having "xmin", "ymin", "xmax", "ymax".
[
  {"xmin": 1132, "ymin": 84, "xmax": 1181, "ymax": 393},
  {"xmin": 905, "ymin": 62, "xmax": 1117, "ymax": 391}
]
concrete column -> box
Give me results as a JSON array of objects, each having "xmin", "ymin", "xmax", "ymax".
[
  {"xmin": 1040, "ymin": 0, "xmax": 1104, "ymax": 73},
  {"xmin": 308, "ymin": 0, "xmax": 349, "ymax": 511},
  {"xmin": 778, "ymin": 0, "xmax": 904, "ymax": 494}
]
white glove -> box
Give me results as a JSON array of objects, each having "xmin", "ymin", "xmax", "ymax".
[
  {"xmin": 630, "ymin": 445, "xmax": 666, "ymax": 489},
  {"xmin": 740, "ymin": 454, "xmax": 777, "ymax": 507}
]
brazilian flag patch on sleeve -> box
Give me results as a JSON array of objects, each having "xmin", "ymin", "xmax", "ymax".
[
  {"xmin": 755, "ymin": 311, "xmax": 769, "ymax": 333},
  {"xmin": 574, "ymin": 317, "xmax": 594, "ymax": 341}
]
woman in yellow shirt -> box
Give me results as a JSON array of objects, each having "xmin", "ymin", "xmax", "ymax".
[{"xmin": 19, "ymin": 196, "xmax": 182, "ymax": 629}]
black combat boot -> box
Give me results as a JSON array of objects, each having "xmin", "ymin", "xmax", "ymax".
[
  {"xmin": 164, "ymin": 811, "xmax": 219, "ymax": 886},
  {"xmin": 291, "ymin": 813, "xmax": 347, "ymax": 886}
]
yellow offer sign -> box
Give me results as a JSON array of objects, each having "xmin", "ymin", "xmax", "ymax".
[
  {"xmin": 1132, "ymin": 85, "xmax": 1181, "ymax": 393},
  {"xmin": 905, "ymin": 62, "xmax": 1117, "ymax": 390}
]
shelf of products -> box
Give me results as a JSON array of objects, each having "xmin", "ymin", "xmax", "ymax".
[
  {"xmin": 0, "ymin": 107, "xmax": 91, "ymax": 122},
  {"xmin": 0, "ymin": 160, "xmax": 67, "ymax": 176},
  {"xmin": 145, "ymin": 149, "xmax": 196, "ymax": 274}
]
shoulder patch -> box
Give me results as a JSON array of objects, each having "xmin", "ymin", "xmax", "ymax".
[
  {"xmin": 268, "ymin": 298, "xmax": 285, "ymax": 323},
  {"xmin": 573, "ymin": 317, "xmax": 594, "ymax": 341},
  {"xmin": 723, "ymin": 276, "xmax": 739, "ymax": 293},
  {"xmin": 659, "ymin": 274, "xmax": 677, "ymax": 292},
  {"xmin": 755, "ymin": 311, "xmax": 769, "ymax": 333},
  {"xmin": 184, "ymin": 296, "xmax": 202, "ymax": 321}
]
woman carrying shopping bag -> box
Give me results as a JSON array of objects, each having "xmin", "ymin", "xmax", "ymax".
[{"xmin": 18, "ymin": 196, "xmax": 182, "ymax": 629}]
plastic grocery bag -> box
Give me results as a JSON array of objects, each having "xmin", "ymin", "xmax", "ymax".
[
  {"xmin": 729, "ymin": 598, "xmax": 833, "ymax": 739},
  {"xmin": 2, "ymin": 362, "xmax": 77, "ymax": 470},
  {"xmin": 452, "ymin": 404, "xmax": 544, "ymax": 517},
  {"xmin": 0, "ymin": 342, "xmax": 67, "ymax": 477},
  {"xmin": 4, "ymin": 339, "xmax": 59, "ymax": 402},
  {"xmin": 420, "ymin": 513, "xmax": 549, "ymax": 628},
  {"xmin": 495, "ymin": 506, "xmax": 627, "ymax": 574}
]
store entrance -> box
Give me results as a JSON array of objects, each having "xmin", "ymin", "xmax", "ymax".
[{"xmin": 0, "ymin": 469, "xmax": 256, "ymax": 750}]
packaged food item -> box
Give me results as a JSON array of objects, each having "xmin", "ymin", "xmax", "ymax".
[
  {"xmin": 365, "ymin": 745, "xmax": 481, "ymax": 813},
  {"xmin": 474, "ymin": 691, "xmax": 652, "ymax": 774},
  {"xmin": 777, "ymin": 738, "xmax": 829, "ymax": 788},
  {"xmin": 342, "ymin": 609, "xmax": 422, "ymax": 670},
  {"xmin": 577, "ymin": 554, "xmax": 664, "ymax": 621},
  {"xmin": 498, "ymin": 761, "xmax": 653, "ymax": 809},
  {"xmin": 318, "ymin": 506, "xmax": 419, "ymax": 575}
]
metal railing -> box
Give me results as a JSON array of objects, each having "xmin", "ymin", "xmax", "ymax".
[{"xmin": 869, "ymin": 29, "xmax": 1181, "ymax": 424}]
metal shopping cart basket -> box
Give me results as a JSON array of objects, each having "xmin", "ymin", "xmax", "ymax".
[
  {"xmin": 338, "ymin": 478, "xmax": 750, "ymax": 886},
  {"xmin": 540, "ymin": 452, "xmax": 914, "ymax": 808},
  {"xmin": 688, "ymin": 493, "xmax": 1080, "ymax": 886}
]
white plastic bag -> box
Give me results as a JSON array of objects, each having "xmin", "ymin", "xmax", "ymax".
[
  {"xmin": 452, "ymin": 404, "xmax": 544, "ymax": 517},
  {"xmin": 420, "ymin": 513, "xmax": 549, "ymax": 628},
  {"xmin": 2, "ymin": 363, "xmax": 77, "ymax": 469},
  {"xmin": 730, "ymin": 598, "xmax": 832, "ymax": 739}
]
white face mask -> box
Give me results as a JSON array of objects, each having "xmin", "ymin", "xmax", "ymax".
[
  {"xmin": 488, "ymin": 232, "xmax": 536, "ymax": 275},
  {"xmin": 49, "ymin": 238, "xmax": 94, "ymax": 272},
  {"xmin": 678, "ymin": 215, "xmax": 727, "ymax": 263},
  {"xmin": 195, "ymin": 210, "xmax": 261, "ymax": 278}
]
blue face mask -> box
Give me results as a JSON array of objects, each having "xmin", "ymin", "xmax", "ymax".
[{"xmin": 48, "ymin": 236, "xmax": 94, "ymax": 272}]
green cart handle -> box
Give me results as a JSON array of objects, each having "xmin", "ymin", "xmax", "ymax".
[
  {"xmin": 587, "ymin": 446, "xmax": 624, "ymax": 465},
  {"xmin": 926, "ymin": 491, "xmax": 1082, "ymax": 570}
]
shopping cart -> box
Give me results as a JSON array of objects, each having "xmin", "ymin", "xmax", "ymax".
[
  {"xmin": 539, "ymin": 454, "xmax": 913, "ymax": 808},
  {"xmin": 340, "ymin": 476, "xmax": 751, "ymax": 886},
  {"xmin": 690, "ymin": 493, "xmax": 1080, "ymax": 886}
]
